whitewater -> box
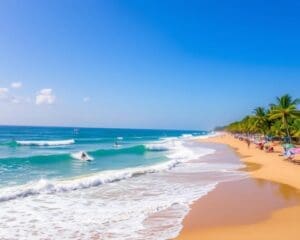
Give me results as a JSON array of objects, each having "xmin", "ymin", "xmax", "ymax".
[{"xmin": 0, "ymin": 127, "xmax": 245, "ymax": 239}]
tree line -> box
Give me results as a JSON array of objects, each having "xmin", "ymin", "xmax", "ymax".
[{"xmin": 225, "ymin": 94, "xmax": 300, "ymax": 142}]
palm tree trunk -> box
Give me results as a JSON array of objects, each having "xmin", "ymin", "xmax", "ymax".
[{"xmin": 283, "ymin": 116, "xmax": 291, "ymax": 143}]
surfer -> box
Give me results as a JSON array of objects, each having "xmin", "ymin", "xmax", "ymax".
[{"xmin": 81, "ymin": 152, "xmax": 87, "ymax": 160}]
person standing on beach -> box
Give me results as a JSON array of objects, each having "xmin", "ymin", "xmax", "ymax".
[{"xmin": 246, "ymin": 139, "xmax": 251, "ymax": 148}]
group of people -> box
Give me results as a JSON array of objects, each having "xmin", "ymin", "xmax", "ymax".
[
  {"xmin": 233, "ymin": 134, "xmax": 299, "ymax": 161},
  {"xmin": 234, "ymin": 134, "xmax": 274, "ymax": 152},
  {"xmin": 256, "ymin": 141, "xmax": 274, "ymax": 152}
]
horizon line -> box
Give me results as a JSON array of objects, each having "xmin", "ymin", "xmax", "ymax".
[{"xmin": 0, "ymin": 124, "xmax": 210, "ymax": 132}]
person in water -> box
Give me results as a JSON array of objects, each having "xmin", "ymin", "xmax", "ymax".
[{"xmin": 81, "ymin": 152, "xmax": 87, "ymax": 159}]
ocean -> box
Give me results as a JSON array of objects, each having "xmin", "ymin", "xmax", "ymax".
[{"xmin": 0, "ymin": 126, "xmax": 245, "ymax": 239}]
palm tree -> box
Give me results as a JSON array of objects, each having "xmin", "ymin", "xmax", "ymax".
[
  {"xmin": 290, "ymin": 119, "xmax": 300, "ymax": 138},
  {"xmin": 269, "ymin": 94, "xmax": 300, "ymax": 142},
  {"xmin": 253, "ymin": 107, "xmax": 270, "ymax": 135},
  {"xmin": 270, "ymin": 120, "xmax": 286, "ymax": 138}
]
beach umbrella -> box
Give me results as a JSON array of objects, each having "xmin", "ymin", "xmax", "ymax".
[
  {"xmin": 291, "ymin": 148, "xmax": 300, "ymax": 154},
  {"xmin": 283, "ymin": 143, "xmax": 294, "ymax": 149}
]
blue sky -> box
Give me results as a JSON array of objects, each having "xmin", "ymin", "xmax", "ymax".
[{"xmin": 0, "ymin": 0, "xmax": 299, "ymax": 130}]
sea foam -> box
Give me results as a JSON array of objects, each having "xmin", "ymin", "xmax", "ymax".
[
  {"xmin": 0, "ymin": 141, "xmax": 246, "ymax": 240},
  {"xmin": 0, "ymin": 138, "xmax": 214, "ymax": 202},
  {"xmin": 71, "ymin": 151, "xmax": 94, "ymax": 161},
  {"xmin": 16, "ymin": 139, "xmax": 75, "ymax": 146}
]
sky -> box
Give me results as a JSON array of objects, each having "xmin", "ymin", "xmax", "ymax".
[{"xmin": 0, "ymin": 0, "xmax": 300, "ymax": 130}]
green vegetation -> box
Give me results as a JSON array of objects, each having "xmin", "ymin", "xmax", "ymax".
[{"xmin": 226, "ymin": 94, "xmax": 300, "ymax": 143}]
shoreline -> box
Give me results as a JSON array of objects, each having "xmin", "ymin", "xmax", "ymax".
[{"xmin": 175, "ymin": 134, "xmax": 300, "ymax": 240}]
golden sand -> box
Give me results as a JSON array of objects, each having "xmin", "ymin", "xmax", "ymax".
[{"xmin": 175, "ymin": 134, "xmax": 300, "ymax": 240}]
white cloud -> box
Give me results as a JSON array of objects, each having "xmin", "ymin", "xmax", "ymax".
[
  {"xmin": 0, "ymin": 86, "xmax": 30, "ymax": 104},
  {"xmin": 0, "ymin": 88, "xmax": 9, "ymax": 99},
  {"xmin": 36, "ymin": 88, "xmax": 56, "ymax": 105},
  {"xmin": 83, "ymin": 97, "xmax": 90, "ymax": 102},
  {"xmin": 0, "ymin": 88, "xmax": 8, "ymax": 94},
  {"xmin": 11, "ymin": 82, "xmax": 22, "ymax": 89}
]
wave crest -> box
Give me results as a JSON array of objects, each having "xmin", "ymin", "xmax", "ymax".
[
  {"xmin": 71, "ymin": 151, "xmax": 94, "ymax": 161},
  {"xmin": 145, "ymin": 143, "xmax": 170, "ymax": 151},
  {"xmin": 0, "ymin": 140, "xmax": 215, "ymax": 202},
  {"xmin": 0, "ymin": 161, "xmax": 183, "ymax": 202},
  {"xmin": 16, "ymin": 139, "xmax": 75, "ymax": 146}
]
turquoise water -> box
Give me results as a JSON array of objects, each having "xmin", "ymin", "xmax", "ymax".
[
  {"xmin": 0, "ymin": 127, "xmax": 247, "ymax": 240},
  {"xmin": 0, "ymin": 126, "xmax": 206, "ymax": 187}
]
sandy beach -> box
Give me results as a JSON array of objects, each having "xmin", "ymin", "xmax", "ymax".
[{"xmin": 176, "ymin": 134, "xmax": 300, "ymax": 240}]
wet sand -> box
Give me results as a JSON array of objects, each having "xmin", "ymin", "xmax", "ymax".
[{"xmin": 175, "ymin": 134, "xmax": 300, "ymax": 240}]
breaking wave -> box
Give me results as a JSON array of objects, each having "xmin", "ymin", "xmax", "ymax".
[{"xmin": 16, "ymin": 139, "xmax": 75, "ymax": 146}]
